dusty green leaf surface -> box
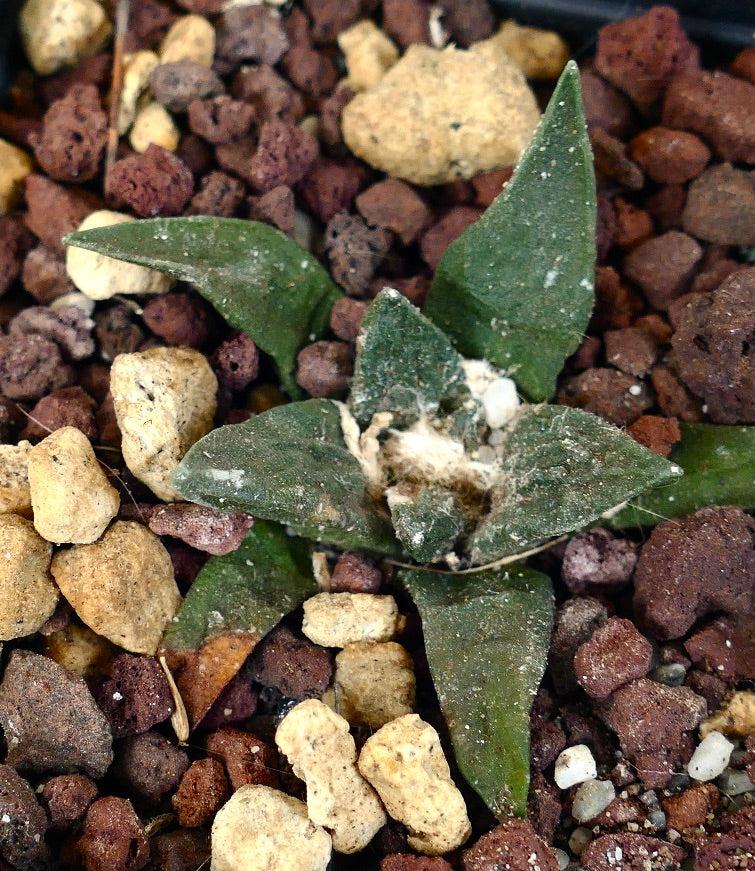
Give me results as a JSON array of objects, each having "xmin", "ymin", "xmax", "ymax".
[
  {"xmin": 400, "ymin": 565, "xmax": 554, "ymax": 818},
  {"xmin": 389, "ymin": 485, "xmax": 465, "ymax": 563},
  {"xmin": 162, "ymin": 520, "xmax": 316, "ymax": 651},
  {"xmin": 470, "ymin": 406, "xmax": 683, "ymax": 564},
  {"xmin": 64, "ymin": 217, "xmax": 343, "ymax": 397},
  {"xmin": 173, "ymin": 399, "xmax": 400, "ymax": 555},
  {"xmin": 350, "ymin": 288, "xmax": 469, "ymax": 428},
  {"xmin": 423, "ymin": 61, "xmax": 596, "ymax": 401},
  {"xmin": 606, "ymin": 423, "xmax": 755, "ymax": 528}
]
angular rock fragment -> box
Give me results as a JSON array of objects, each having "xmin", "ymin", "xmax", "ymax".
[{"xmin": 302, "ymin": 592, "xmax": 402, "ymax": 647}]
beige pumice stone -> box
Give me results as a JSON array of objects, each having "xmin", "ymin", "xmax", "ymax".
[
  {"xmin": 110, "ymin": 347, "xmax": 218, "ymax": 501},
  {"xmin": 0, "ymin": 139, "xmax": 34, "ymax": 216},
  {"xmin": 19, "ymin": 0, "xmax": 111, "ymax": 76},
  {"xmin": 0, "ymin": 440, "xmax": 33, "ymax": 516},
  {"xmin": 159, "ymin": 15, "xmax": 216, "ymax": 67},
  {"xmin": 211, "ymin": 785, "xmax": 332, "ymax": 871},
  {"xmin": 129, "ymin": 101, "xmax": 180, "ymax": 153},
  {"xmin": 66, "ymin": 210, "xmax": 173, "ymax": 300},
  {"xmin": 28, "ymin": 426, "xmax": 120, "ymax": 544},
  {"xmin": 492, "ymin": 19, "xmax": 570, "ymax": 81},
  {"xmin": 0, "ymin": 514, "xmax": 58, "ymax": 641},
  {"xmin": 50, "ymin": 521, "xmax": 181, "ymax": 655},
  {"xmin": 337, "ymin": 20, "xmax": 399, "ymax": 92},
  {"xmin": 118, "ymin": 51, "xmax": 160, "ymax": 135},
  {"xmin": 275, "ymin": 700, "xmax": 387, "ymax": 853},
  {"xmin": 341, "ymin": 41, "xmax": 540, "ymax": 185},
  {"xmin": 358, "ymin": 713, "xmax": 471, "ymax": 855},
  {"xmin": 302, "ymin": 592, "xmax": 402, "ymax": 648},
  {"xmin": 42, "ymin": 621, "xmax": 116, "ymax": 680}
]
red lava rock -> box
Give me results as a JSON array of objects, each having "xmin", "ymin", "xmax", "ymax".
[
  {"xmin": 650, "ymin": 364, "xmax": 704, "ymax": 422},
  {"xmin": 249, "ymin": 625, "xmax": 333, "ymax": 699},
  {"xmin": 198, "ymin": 659, "xmax": 259, "ymax": 730},
  {"xmin": 670, "ymin": 268, "xmax": 755, "ymax": 423},
  {"xmin": 9, "ymin": 304, "xmax": 95, "ymax": 361},
  {"xmin": 611, "ymin": 197, "xmax": 654, "ymax": 251},
  {"xmin": 319, "ymin": 83, "xmax": 355, "ymax": 157},
  {"xmin": 420, "ymin": 206, "xmax": 483, "ymax": 271},
  {"xmin": 663, "ymin": 69, "xmax": 755, "ymax": 163},
  {"xmin": 685, "ymin": 670, "xmax": 727, "ymax": 713},
  {"xmin": 575, "ymin": 617, "xmax": 654, "ymax": 700},
  {"xmin": 527, "ymin": 771, "xmax": 561, "ymax": 844},
  {"xmin": 40, "ymin": 773, "xmax": 98, "ymax": 831},
  {"xmin": 247, "ymin": 119, "xmax": 319, "ymax": 193},
  {"xmin": 92, "ymin": 653, "xmax": 174, "ymax": 739},
  {"xmin": 175, "ymin": 134, "xmax": 212, "ymax": 177},
  {"xmin": 438, "ymin": 0, "xmax": 495, "ymax": 47},
  {"xmin": 247, "ymin": 184, "xmax": 296, "ymax": 235},
  {"xmin": 596, "ymin": 195, "xmax": 617, "ymax": 261},
  {"xmin": 126, "ymin": 0, "xmax": 178, "ymax": 48},
  {"xmin": 0, "ymin": 650, "xmax": 113, "ymax": 779},
  {"xmin": 681, "ymin": 164, "xmax": 755, "ymax": 246},
  {"xmin": 731, "ymin": 46, "xmax": 755, "ymax": 84},
  {"xmin": 147, "ymin": 503, "xmax": 254, "ymax": 556},
  {"xmin": 581, "ymin": 69, "xmax": 636, "ymax": 139},
  {"xmin": 21, "ymin": 245, "xmax": 75, "ymax": 303},
  {"xmin": 0, "ymin": 216, "xmax": 33, "ymax": 297},
  {"xmin": 185, "ymin": 170, "xmax": 246, "ymax": 217},
  {"xmin": 598, "ymin": 677, "xmax": 707, "ymax": 788},
  {"xmin": 162, "ymin": 539, "xmax": 208, "ymax": 592},
  {"xmin": 592, "ymin": 796, "xmax": 646, "ymax": 828},
  {"xmin": 29, "ymin": 84, "xmax": 108, "ymax": 182},
  {"xmin": 693, "ymin": 805, "xmax": 755, "ymax": 871},
  {"xmin": 329, "ymin": 297, "xmax": 369, "ymax": 342},
  {"xmin": 590, "ymin": 126, "xmax": 644, "ymax": 190},
  {"xmin": 187, "ymin": 96, "xmax": 255, "ymax": 145},
  {"xmin": 231, "ymin": 63, "xmax": 305, "ymax": 125},
  {"xmin": 470, "ymin": 166, "xmax": 512, "ymax": 207},
  {"xmin": 281, "ymin": 43, "xmax": 339, "ymax": 98},
  {"xmin": 0, "ymin": 764, "xmax": 50, "ymax": 870},
  {"xmin": 549, "ymin": 597, "xmax": 608, "ymax": 695},
  {"xmin": 37, "ymin": 53, "xmax": 111, "ymax": 106},
  {"xmin": 377, "ymin": 274, "xmax": 430, "ymax": 307},
  {"xmin": 629, "ymin": 126, "xmax": 710, "ymax": 184},
  {"xmin": 211, "ymin": 330, "xmax": 259, "ymax": 390},
  {"xmin": 172, "ymin": 758, "xmax": 228, "ymax": 828},
  {"xmin": 381, "ymin": 856, "xmax": 454, "ymax": 870},
  {"xmin": 627, "ymin": 414, "xmax": 681, "ymax": 457},
  {"xmin": 623, "ymin": 231, "xmax": 703, "ymax": 311},
  {"xmin": 0, "ymin": 333, "xmax": 74, "ymax": 401},
  {"xmin": 78, "ymin": 797, "xmax": 149, "ymax": 871},
  {"xmin": 111, "ymin": 731, "xmax": 189, "ymax": 806},
  {"xmin": 95, "ymin": 304, "xmax": 146, "ymax": 362},
  {"xmin": 330, "ymin": 551, "xmax": 383, "ymax": 593},
  {"xmin": 303, "ymin": 0, "xmax": 366, "ymax": 45},
  {"xmin": 580, "ymin": 832, "xmax": 686, "ymax": 871},
  {"xmin": 595, "ymin": 6, "xmax": 699, "ymax": 110},
  {"xmin": 215, "ymin": 4, "xmax": 290, "ymax": 66},
  {"xmin": 591, "ymin": 265, "xmax": 643, "ymax": 331},
  {"xmin": 634, "ymin": 507, "xmax": 755, "ymax": 641},
  {"xmin": 149, "ymin": 830, "xmax": 210, "ymax": 871},
  {"xmin": 148, "ymin": 61, "xmax": 224, "ymax": 113},
  {"xmin": 561, "ymin": 528, "xmax": 638, "ymax": 595},
  {"xmin": 108, "ymin": 144, "xmax": 194, "ymax": 217},
  {"xmin": 296, "ymin": 340, "xmax": 354, "ymax": 398},
  {"xmin": 568, "ymin": 335, "xmax": 602, "ymax": 371},
  {"xmin": 530, "ymin": 716, "xmax": 567, "ymax": 771},
  {"xmin": 204, "ymin": 727, "xmax": 280, "ymax": 791},
  {"xmin": 356, "ymin": 179, "xmax": 432, "ymax": 246},
  {"xmin": 604, "ymin": 324, "xmax": 660, "ymax": 377},
  {"xmin": 690, "ymin": 257, "xmax": 742, "ymax": 295},
  {"xmin": 324, "ymin": 212, "xmax": 392, "ymax": 296},
  {"xmin": 462, "ymin": 817, "xmax": 559, "ymax": 871},
  {"xmin": 21, "ymin": 385, "xmax": 98, "ymax": 443},
  {"xmin": 645, "ymin": 183, "xmax": 686, "ymax": 231},
  {"xmin": 684, "ymin": 614, "xmax": 755, "ymax": 681},
  {"xmin": 557, "ymin": 367, "xmax": 653, "ymax": 427},
  {"xmin": 297, "ymin": 156, "xmax": 370, "ymax": 223},
  {"xmin": 663, "ymin": 782, "xmax": 718, "ymax": 831},
  {"xmin": 142, "ymin": 291, "xmax": 214, "ymax": 347},
  {"xmin": 382, "ymin": 0, "xmax": 431, "ymax": 49}
]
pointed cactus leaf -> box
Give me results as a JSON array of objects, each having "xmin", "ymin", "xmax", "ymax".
[{"xmin": 388, "ymin": 484, "xmax": 465, "ymax": 563}]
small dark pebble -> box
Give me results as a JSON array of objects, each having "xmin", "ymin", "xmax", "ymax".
[
  {"xmin": 108, "ymin": 144, "xmax": 194, "ymax": 217},
  {"xmin": 78, "ymin": 796, "xmax": 149, "ymax": 871},
  {"xmin": 172, "ymin": 758, "xmax": 228, "ymax": 828},
  {"xmin": 185, "ymin": 170, "xmax": 246, "ymax": 217},
  {"xmin": 111, "ymin": 731, "xmax": 189, "ymax": 806},
  {"xmin": 147, "ymin": 502, "xmax": 254, "ymax": 556},
  {"xmin": 324, "ymin": 212, "xmax": 392, "ymax": 296},
  {"xmin": 296, "ymin": 340, "xmax": 354, "ymax": 398},
  {"xmin": 330, "ymin": 551, "xmax": 383, "ymax": 593},
  {"xmin": 40, "ymin": 773, "xmax": 98, "ymax": 831},
  {"xmin": 0, "ymin": 333, "xmax": 75, "ymax": 402},
  {"xmin": 0, "ymin": 764, "xmax": 49, "ymax": 870},
  {"xmin": 249, "ymin": 625, "xmax": 333, "ymax": 700},
  {"xmin": 142, "ymin": 291, "xmax": 214, "ymax": 347},
  {"xmin": 21, "ymin": 385, "xmax": 98, "ymax": 443},
  {"xmin": 148, "ymin": 61, "xmax": 225, "ymax": 113}
]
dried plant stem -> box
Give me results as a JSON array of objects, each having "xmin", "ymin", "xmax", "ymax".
[{"xmin": 105, "ymin": 0, "xmax": 130, "ymax": 199}]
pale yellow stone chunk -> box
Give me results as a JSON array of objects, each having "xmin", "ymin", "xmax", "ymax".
[
  {"xmin": 43, "ymin": 621, "xmax": 116, "ymax": 680},
  {"xmin": 130, "ymin": 101, "xmax": 180, "ymax": 153},
  {"xmin": 50, "ymin": 521, "xmax": 181, "ymax": 654},
  {"xmin": 342, "ymin": 42, "xmax": 540, "ymax": 185},
  {"xmin": 119, "ymin": 51, "xmax": 160, "ymax": 135},
  {"xmin": 110, "ymin": 347, "xmax": 218, "ymax": 501},
  {"xmin": 701, "ymin": 691, "xmax": 755, "ymax": 739},
  {"xmin": 66, "ymin": 210, "xmax": 173, "ymax": 300},
  {"xmin": 492, "ymin": 20, "xmax": 570, "ymax": 81},
  {"xmin": 358, "ymin": 714, "xmax": 471, "ymax": 855},
  {"xmin": 160, "ymin": 15, "xmax": 216, "ymax": 67},
  {"xmin": 211, "ymin": 785, "xmax": 332, "ymax": 871},
  {"xmin": 0, "ymin": 514, "xmax": 58, "ymax": 641},
  {"xmin": 19, "ymin": 0, "xmax": 111, "ymax": 76},
  {"xmin": 0, "ymin": 139, "xmax": 34, "ymax": 216},
  {"xmin": 338, "ymin": 20, "xmax": 399, "ymax": 92},
  {"xmin": 302, "ymin": 592, "xmax": 401, "ymax": 648},
  {"xmin": 0, "ymin": 441, "xmax": 32, "ymax": 516},
  {"xmin": 276, "ymin": 700, "xmax": 387, "ymax": 853},
  {"xmin": 28, "ymin": 427, "xmax": 120, "ymax": 544}
]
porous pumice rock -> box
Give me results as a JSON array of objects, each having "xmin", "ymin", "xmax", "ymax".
[
  {"xmin": 0, "ymin": 514, "xmax": 58, "ymax": 641},
  {"xmin": 0, "ymin": 440, "xmax": 32, "ymax": 515},
  {"xmin": 211, "ymin": 784, "xmax": 331, "ymax": 871},
  {"xmin": 159, "ymin": 14, "xmax": 216, "ymax": 67},
  {"xmin": 325, "ymin": 640, "xmax": 416, "ymax": 729},
  {"xmin": 275, "ymin": 699, "xmax": 386, "ymax": 853},
  {"xmin": 0, "ymin": 140, "xmax": 34, "ymax": 217},
  {"xmin": 130, "ymin": 102, "xmax": 181, "ymax": 153},
  {"xmin": 19, "ymin": 0, "xmax": 111, "ymax": 76},
  {"xmin": 302, "ymin": 592, "xmax": 402, "ymax": 647},
  {"xmin": 50, "ymin": 521, "xmax": 181, "ymax": 655},
  {"xmin": 118, "ymin": 51, "xmax": 160, "ymax": 135},
  {"xmin": 341, "ymin": 39, "xmax": 540, "ymax": 185},
  {"xmin": 110, "ymin": 347, "xmax": 218, "ymax": 501},
  {"xmin": 28, "ymin": 426, "xmax": 119, "ymax": 544},
  {"xmin": 66, "ymin": 210, "xmax": 173, "ymax": 300},
  {"xmin": 358, "ymin": 713, "xmax": 471, "ymax": 855},
  {"xmin": 491, "ymin": 20, "xmax": 570, "ymax": 80},
  {"xmin": 337, "ymin": 20, "xmax": 399, "ymax": 92}
]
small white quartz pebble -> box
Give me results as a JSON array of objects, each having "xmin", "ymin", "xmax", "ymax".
[
  {"xmin": 571, "ymin": 778, "xmax": 616, "ymax": 823},
  {"xmin": 302, "ymin": 592, "xmax": 401, "ymax": 648},
  {"xmin": 275, "ymin": 700, "xmax": 386, "ymax": 853},
  {"xmin": 687, "ymin": 731, "xmax": 734, "ymax": 782},
  {"xmin": 358, "ymin": 713, "xmax": 471, "ymax": 855},
  {"xmin": 481, "ymin": 377, "xmax": 519, "ymax": 429},
  {"xmin": 211, "ymin": 785, "xmax": 331, "ymax": 871},
  {"xmin": 554, "ymin": 744, "xmax": 598, "ymax": 790}
]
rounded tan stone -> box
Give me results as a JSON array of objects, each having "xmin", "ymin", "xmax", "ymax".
[
  {"xmin": 0, "ymin": 440, "xmax": 32, "ymax": 516},
  {"xmin": 129, "ymin": 101, "xmax": 180, "ymax": 153},
  {"xmin": 338, "ymin": 20, "xmax": 399, "ymax": 92},
  {"xmin": 118, "ymin": 51, "xmax": 160, "ymax": 135},
  {"xmin": 50, "ymin": 521, "xmax": 181, "ymax": 655},
  {"xmin": 0, "ymin": 139, "xmax": 34, "ymax": 216},
  {"xmin": 302, "ymin": 592, "xmax": 401, "ymax": 648},
  {"xmin": 0, "ymin": 514, "xmax": 58, "ymax": 641},
  {"xmin": 492, "ymin": 20, "xmax": 570, "ymax": 81},
  {"xmin": 159, "ymin": 15, "xmax": 215, "ymax": 67},
  {"xmin": 28, "ymin": 426, "xmax": 120, "ymax": 544}
]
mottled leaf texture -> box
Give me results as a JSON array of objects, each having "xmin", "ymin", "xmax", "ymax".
[
  {"xmin": 606, "ymin": 423, "xmax": 755, "ymax": 528},
  {"xmin": 350, "ymin": 288, "xmax": 468, "ymax": 427},
  {"xmin": 64, "ymin": 217, "xmax": 343, "ymax": 397},
  {"xmin": 469, "ymin": 405, "xmax": 683, "ymax": 564},
  {"xmin": 389, "ymin": 485, "xmax": 465, "ymax": 563},
  {"xmin": 424, "ymin": 61, "xmax": 596, "ymax": 401},
  {"xmin": 400, "ymin": 565, "xmax": 554, "ymax": 818},
  {"xmin": 173, "ymin": 399, "xmax": 400, "ymax": 555}
]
